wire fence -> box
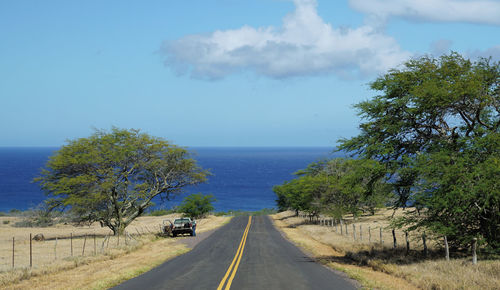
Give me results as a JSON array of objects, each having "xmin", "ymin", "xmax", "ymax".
[
  {"xmin": 298, "ymin": 213, "xmax": 479, "ymax": 263},
  {"xmin": 0, "ymin": 225, "xmax": 163, "ymax": 272}
]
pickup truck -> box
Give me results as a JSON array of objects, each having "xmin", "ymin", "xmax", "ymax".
[{"xmin": 171, "ymin": 218, "xmax": 195, "ymax": 237}]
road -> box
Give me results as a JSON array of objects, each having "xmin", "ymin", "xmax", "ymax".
[{"xmin": 113, "ymin": 215, "xmax": 357, "ymax": 290}]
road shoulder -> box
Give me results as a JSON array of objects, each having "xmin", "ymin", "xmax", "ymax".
[
  {"xmin": 3, "ymin": 216, "xmax": 231, "ymax": 290},
  {"xmin": 270, "ymin": 212, "xmax": 418, "ymax": 290}
]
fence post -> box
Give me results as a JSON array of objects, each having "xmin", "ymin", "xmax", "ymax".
[
  {"xmin": 345, "ymin": 223, "xmax": 348, "ymax": 235},
  {"xmin": 379, "ymin": 227, "xmax": 383, "ymax": 245},
  {"xmin": 405, "ymin": 231, "xmax": 410, "ymax": 255},
  {"xmin": 472, "ymin": 238, "xmax": 477, "ymax": 265},
  {"xmin": 392, "ymin": 229, "xmax": 397, "ymax": 249},
  {"xmin": 54, "ymin": 237, "xmax": 58, "ymax": 260},
  {"xmin": 422, "ymin": 232, "xmax": 428, "ymax": 257},
  {"xmin": 360, "ymin": 225, "xmax": 363, "ymax": 241},
  {"xmin": 82, "ymin": 235, "xmax": 87, "ymax": 256},
  {"xmin": 353, "ymin": 224, "xmax": 356, "ymax": 241},
  {"xmin": 101, "ymin": 234, "xmax": 109, "ymax": 251},
  {"xmin": 12, "ymin": 237, "xmax": 14, "ymax": 269},
  {"xmin": 71, "ymin": 233, "xmax": 73, "ymax": 257},
  {"xmin": 444, "ymin": 236, "xmax": 449, "ymax": 261},
  {"xmin": 30, "ymin": 233, "xmax": 32, "ymax": 268},
  {"xmin": 340, "ymin": 220, "xmax": 343, "ymax": 235}
]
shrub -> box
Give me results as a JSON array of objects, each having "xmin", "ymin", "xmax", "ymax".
[
  {"xmin": 178, "ymin": 193, "xmax": 216, "ymax": 219},
  {"xmin": 13, "ymin": 204, "xmax": 56, "ymax": 227},
  {"xmin": 9, "ymin": 209, "xmax": 21, "ymax": 215}
]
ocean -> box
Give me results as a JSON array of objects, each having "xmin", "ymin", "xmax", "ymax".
[{"xmin": 0, "ymin": 147, "xmax": 338, "ymax": 212}]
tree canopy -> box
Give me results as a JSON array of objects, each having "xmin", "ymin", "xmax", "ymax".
[
  {"xmin": 338, "ymin": 53, "xmax": 499, "ymax": 251},
  {"xmin": 35, "ymin": 128, "xmax": 208, "ymax": 234},
  {"xmin": 274, "ymin": 158, "xmax": 392, "ymax": 219},
  {"xmin": 178, "ymin": 193, "xmax": 216, "ymax": 219}
]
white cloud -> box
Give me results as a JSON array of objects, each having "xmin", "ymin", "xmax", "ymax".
[
  {"xmin": 349, "ymin": 0, "xmax": 500, "ymax": 26},
  {"xmin": 430, "ymin": 39, "xmax": 453, "ymax": 56},
  {"xmin": 467, "ymin": 45, "xmax": 500, "ymax": 60},
  {"xmin": 162, "ymin": 0, "xmax": 410, "ymax": 80}
]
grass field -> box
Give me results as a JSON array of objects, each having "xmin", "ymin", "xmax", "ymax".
[
  {"xmin": 0, "ymin": 214, "xmax": 231, "ymax": 289},
  {"xmin": 271, "ymin": 209, "xmax": 500, "ymax": 290}
]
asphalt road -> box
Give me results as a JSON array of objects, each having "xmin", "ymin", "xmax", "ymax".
[{"xmin": 113, "ymin": 215, "xmax": 357, "ymax": 290}]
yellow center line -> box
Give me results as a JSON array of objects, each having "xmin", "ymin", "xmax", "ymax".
[{"xmin": 217, "ymin": 216, "xmax": 252, "ymax": 290}]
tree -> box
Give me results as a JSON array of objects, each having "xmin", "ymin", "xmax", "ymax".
[
  {"xmin": 35, "ymin": 128, "xmax": 208, "ymax": 235},
  {"xmin": 409, "ymin": 134, "xmax": 500, "ymax": 250},
  {"xmin": 178, "ymin": 193, "xmax": 216, "ymax": 219},
  {"xmin": 339, "ymin": 53, "xmax": 499, "ymax": 205},
  {"xmin": 316, "ymin": 158, "xmax": 391, "ymax": 218},
  {"xmin": 273, "ymin": 175, "xmax": 325, "ymax": 218},
  {"xmin": 274, "ymin": 158, "xmax": 392, "ymax": 219},
  {"xmin": 338, "ymin": 53, "xmax": 499, "ymax": 250}
]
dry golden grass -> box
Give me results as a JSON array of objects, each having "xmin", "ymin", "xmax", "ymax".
[
  {"xmin": 271, "ymin": 210, "xmax": 500, "ymax": 290},
  {"xmin": 0, "ymin": 214, "xmax": 231, "ymax": 289}
]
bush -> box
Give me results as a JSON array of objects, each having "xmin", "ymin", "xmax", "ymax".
[
  {"xmin": 9, "ymin": 209, "xmax": 21, "ymax": 216},
  {"xmin": 178, "ymin": 193, "xmax": 216, "ymax": 219},
  {"xmin": 13, "ymin": 204, "xmax": 56, "ymax": 227},
  {"xmin": 3, "ymin": 220, "xmax": 10, "ymax": 224}
]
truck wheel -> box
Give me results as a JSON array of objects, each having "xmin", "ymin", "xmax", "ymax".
[{"xmin": 190, "ymin": 232, "xmax": 194, "ymax": 236}]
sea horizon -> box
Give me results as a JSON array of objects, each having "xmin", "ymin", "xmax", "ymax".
[{"xmin": 0, "ymin": 146, "xmax": 342, "ymax": 213}]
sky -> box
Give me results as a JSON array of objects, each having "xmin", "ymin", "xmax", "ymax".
[{"xmin": 1, "ymin": 0, "xmax": 499, "ymax": 147}]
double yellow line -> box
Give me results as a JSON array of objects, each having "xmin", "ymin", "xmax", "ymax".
[{"xmin": 217, "ymin": 216, "xmax": 252, "ymax": 290}]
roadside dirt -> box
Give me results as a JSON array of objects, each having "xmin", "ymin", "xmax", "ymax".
[
  {"xmin": 270, "ymin": 212, "xmax": 419, "ymax": 290},
  {"xmin": 2, "ymin": 215, "xmax": 231, "ymax": 290}
]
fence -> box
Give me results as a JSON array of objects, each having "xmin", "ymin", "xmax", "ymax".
[
  {"xmin": 298, "ymin": 213, "xmax": 479, "ymax": 263},
  {"xmin": 0, "ymin": 225, "xmax": 162, "ymax": 272}
]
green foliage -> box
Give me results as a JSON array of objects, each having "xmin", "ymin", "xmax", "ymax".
[
  {"xmin": 9, "ymin": 209, "xmax": 21, "ymax": 215},
  {"xmin": 274, "ymin": 174, "xmax": 325, "ymax": 218},
  {"xmin": 35, "ymin": 128, "xmax": 208, "ymax": 234},
  {"xmin": 178, "ymin": 193, "xmax": 216, "ymax": 219},
  {"xmin": 274, "ymin": 158, "xmax": 393, "ymax": 219},
  {"xmin": 3, "ymin": 220, "xmax": 10, "ymax": 224},
  {"xmin": 339, "ymin": 52, "xmax": 500, "ymax": 251},
  {"xmin": 409, "ymin": 134, "xmax": 500, "ymax": 250}
]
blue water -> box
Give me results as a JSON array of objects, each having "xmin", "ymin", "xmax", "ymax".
[{"xmin": 0, "ymin": 147, "xmax": 338, "ymax": 212}]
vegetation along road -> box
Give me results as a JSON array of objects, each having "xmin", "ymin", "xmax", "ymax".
[{"xmin": 113, "ymin": 215, "xmax": 357, "ymax": 289}]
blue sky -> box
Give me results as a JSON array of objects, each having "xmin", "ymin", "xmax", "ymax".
[{"xmin": 1, "ymin": 0, "xmax": 499, "ymax": 147}]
